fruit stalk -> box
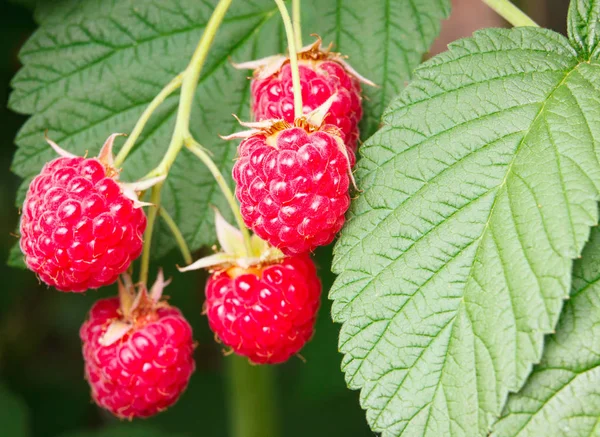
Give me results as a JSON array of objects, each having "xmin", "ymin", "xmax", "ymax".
[
  {"xmin": 227, "ymin": 355, "xmax": 280, "ymax": 437},
  {"xmin": 150, "ymin": 0, "xmax": 233, "ymax": 178},
  {"xmin": 482, "ymin": 0, "xmax": 539, "ymax": 27},
  {"xmin": 293, "ymin": 0, "xmax": 302, "ymax": 47},
  {"xmin": 159, "ymin": 206, "xmax": 193, "ymax": 265},
  {"xmin": 114, "ymin": 73, "xmax": 184, "ymax": 168},
  {"xmin": 273, "ymin": 0, "xmax": 303, "ymax": 118},
  {"xmin": 185, "ymin": 138, "xmax": 252, "ymax": 255},
  {"xmin": 140, "ymin": 182, "xmax": 162, "ymax": 285},
  {"xmin": 138, "ymin": 0, "xmax": 232, "ymax": 284}
]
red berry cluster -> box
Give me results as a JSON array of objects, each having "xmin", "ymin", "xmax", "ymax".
[
  {"xmin": 200, "ymin": 38, "xmax": 369, "ymax": 365},
  {"xmin": 18, "ymin": 138, "xmax": 195, "ymax": 419},
  {"xmin": 15, "ymin": 34, "xmax": 368, "ymax": 420}
]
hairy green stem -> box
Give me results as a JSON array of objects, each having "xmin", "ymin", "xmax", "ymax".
[
  {"xmin": 482, "ymin": 0, "xmax": 539, "ymax": 27},
  {"xmin": 227, "ymin": 356, "xmax": 280, "ymax": 437},
  {"xmin": 139, "ymin": 184, "xmax": 162, "ymax": 285},
  {"xmin": 185, "ymin": 138, "xmax": 252, "ymax": 256},
  {"xmin": 114, "ymin": 74, "xmax": 184, "ymax": 168},
  {"xmin": 274, "ymin": 0, "xmax": 303, "ymax": 119},
  {"xmin": 137, "ymin": 0, "xmax": 232, "ymax": 284},
  {"xmin": 159, "ymin": 207, "xmax": 193, "ymax": 265},
  {"xmin": 292, "ymin": 0, "xmax": 302, "ymax": 48},
  {"xmin": 149, "ymin": 0, "xmax": 232, "ymax": 178}
]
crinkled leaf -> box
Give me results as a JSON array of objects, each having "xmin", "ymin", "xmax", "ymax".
[
  {"xmin": 568, "ymin": 0, "xmax": 600, "ymax": 60},
  {"xmin": 331, "ymin": 24, "xmax": 600, "ymax": 437},
  {"xmin": 492, "ymin": 223, "xmax": 600, "ymax": 437},
  {"xmin": 302, "ymin": 0, "xmax": 450, "ymax": 137},
  {"xmin": 9, "ymin": 0, "xmax": 449, "ymax": 260}
]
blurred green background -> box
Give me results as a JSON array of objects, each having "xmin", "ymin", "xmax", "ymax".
[{"xmin": 0, "ymin": 1, "xmax": 569, "ymax": 436}]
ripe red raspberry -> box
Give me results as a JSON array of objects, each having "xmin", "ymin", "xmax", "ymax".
[
  {"xmin": 80, "ymin": 275, "xmax": 195, "ymax": 418},
  {"xmin": 232, "ymin": 122, "xmax": 351, "ymax": 255},
  {"xmin": 241, "ymin": 38, "xmax": 374, "ymax": 159},
  {"xmin": 204, "ymin": 254, "xmax": 321, "ymax": 364},
  {"xmin": 19, "ymin": 135, "xmax": 155, "ymax": 292}
]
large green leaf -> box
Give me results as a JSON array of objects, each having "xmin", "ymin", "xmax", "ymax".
[
  {"xmin": 9, "ymin": 0, "xmax": 448, "ymax": 259},
  {"xmin": 330, "ymin": 15, "xmax": 600, "ymax": 437},
  {"xmin": 492, "ymin": 224, "xmax": 600, "ymax": 437}
]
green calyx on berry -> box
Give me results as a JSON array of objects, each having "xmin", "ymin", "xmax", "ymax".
[
  {"xmin": 222, "ymin": 95, "xmax": 357, "ymax": 188},
  {"xmin": 45, "ymin": 133, "xmax": 165, "ymax": 208},
  {"xmin": 233, "ymin": 35, "xmax": 376, "ymax": 87},
  {"xmin": 99, "ymin": 269, "xmax": 171, "ymax": 347},
  {"xmin": 178, "ymin": 209, "xmax": 284, "ymax": 273}
]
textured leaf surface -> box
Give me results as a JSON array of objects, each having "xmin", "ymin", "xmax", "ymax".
[
  {"xmin": 331, "ymin": 26, "xmax": 600, "ymax": 437},
  {"xmin": 568, "ymin": 0, "xmax": 600, "ymax": 59},
  {"xmin": 9, "ymin": 0, "xmax": 448, "ymax": 259},
  {"xmin": 302, "ymin": 0, "xmax": 450, "ymax": 137},
  {"xmin": 492, "ymin": 224, "xmax": 600, "ymax": 437}
]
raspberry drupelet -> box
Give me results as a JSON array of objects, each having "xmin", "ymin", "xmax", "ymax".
[
  {"xmin": 80, "ymin": 272, "xmax": 195, "ymax": 418},
  {"xmin": 19, "ymin": 134, "xmax": 162, "ymax": 292},
  {"xmin": 179, "ymin": 211, "xmax": 322, "ymax": 364},
  {"xmin": 205, "ymin": 253, "xmax": 321, "ymax": 364},
  {"xmin": 237, "ymin": 37, "xmax": 375, "ymax": 160},
  {"xmin": 231, "ymin": 119, "xmax": 352, "ymax": 255}
]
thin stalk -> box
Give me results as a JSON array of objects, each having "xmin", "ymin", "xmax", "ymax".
[
  {"xmin": 292, "ymin": 0, "xmax": 302, "ymax": 48},
  {"xmin": 185, "ymin": 138, "xmax": 252, "ymax": 256},
  {"xmin": 149, "ymin": 0, "xmax": 233, "ymax": 178},
  {"xmin": 139, "ymin": 183, "xmax": 162, "ymax": 285},
  {"xmin": 159, "ymin": 207, "xmax": 193, "ymax": 265},
  {"xmin": 482, "ymin": 0, "xmax": 539, "ymax": 27},
  {"xmin": 114, "ymin": 73, "xmax": 184, "ymax": 168},
  {"xmin": 227, "ymin": 356, "xmax": 280, "ymax": 437},
  {"xmin": 137, "ymin": 0, "xmax": 232, "ymax": 285},
  {"xmin": 274, "ymin": 0, "xmax": 303, "ymax": 119}
]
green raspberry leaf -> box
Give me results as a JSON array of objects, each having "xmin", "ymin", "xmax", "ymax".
[
  {"xmin": 302, "ymin": 0, "xmax": 450, "ymax": 137},
  {"xmin": 492, "ymin": 223, "xmax": 600, "ymax": 437},
  {"xmin": 8, "ymin": 0, "xmax": 449, "ymax": 260},
  {"xmin": 568, "ymin": 0, "xmax": 600, "ymax": 60},
  {"xmin": 331, "ymin": 25, "xmax": 600, "ymax": 437}
]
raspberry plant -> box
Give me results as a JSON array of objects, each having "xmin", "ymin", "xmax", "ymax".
[{"xmin": 6, "ymin": 0, "xmax": 600, "ymax": 436}]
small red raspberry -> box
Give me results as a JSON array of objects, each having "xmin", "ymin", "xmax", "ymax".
[
  {"xmin": 253, "ymin": 62, "xmax": 362, "ymax": 155},
  {"xmin": 204, "ymin": 254, "xmax": 321, "ymax": 364},
  {"xmin": 232, "ymin": 122, "xmax": 351, "ymax": 255},
  {"xmin": 241, "ymin": 38, "xmax": 374, "ymax": 160},
  {"xmin": 19, "ymin": 135, "xmax": 152, "ymax": 292},
  {"xmin": 80, "ymin": 277, "xmax": 195, "ymax": 418}
]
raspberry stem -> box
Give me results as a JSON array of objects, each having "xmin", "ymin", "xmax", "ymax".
[
  {"xmin": 113, "ymin": 73, "xmax": 184, "ymax": 168},
  {"xmin": 482, "ymin": 0, "xmax": 539, "ymax": 27},
  {"xmin": 292, "ymin": 0, "xmax": 302, "ymax": 48},
  {"xmin": 274, "ymin": 0, "xmax": 303, "ymax": 119},
  {"xmin": 227, "ymin": 355, "xmax": 280, "ymax": 437},
  {"xmin": 139, "ymin": 183, "xmax": 162, "ymax": 285},
  {"xmin": 137, "ymin": 0, "xmax": 232, "ymax": 285},
  {"xmin": 185, "ymin": 137, "xmax": 253, "ymax": 256},
  {"xmin": 159, "ymin": 206, "xmax": 193, "ymax": 265}
]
